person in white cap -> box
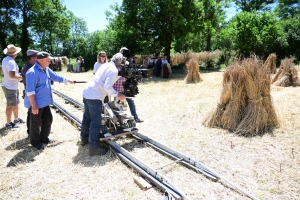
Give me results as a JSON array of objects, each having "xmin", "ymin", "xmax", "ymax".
[
  {"xmin": 1, "ymin": 44, "xmax": 24, "ymax": 128},
  {"xmin": 24, "ymin": 51, "xmax": 75, "ymax": 150},
  {"xmin": 80, "ymin": 52, "xmax": 126, "ymax": 156},
  {"xmin": 21, "ymin": 49, "xmax": 39, "ymax": 135}
]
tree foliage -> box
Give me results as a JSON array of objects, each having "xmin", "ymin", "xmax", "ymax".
[
  {"xmin": 233, "ymin": 0, "xmax": 276, "ymax": 12},
  {"xmin": 232, "ymin": 11, "xmax": 287, "ymax": 56},
  {"xmin": 108, "ymin": 0, "xmax": 201, "ymax": 60}
]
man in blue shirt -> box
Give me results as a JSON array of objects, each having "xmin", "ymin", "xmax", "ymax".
[{"xmin": 24, "ymin": 51, "xmax": 74, "ymax": 150}]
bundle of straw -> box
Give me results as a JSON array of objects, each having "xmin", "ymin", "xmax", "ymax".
[
  {"xmin": 203, "ymin": 55, "xmax": 279, "ymax": 136},
  {"xmin": 264, "ymin": 53, "xmax": 277, "ymax": 74},
  {"xmin": 272, "ymin": 57, "xmax": 300, "ymax": 87},
  {"xmin": 184, "ymin": 59, "xmax": 203, "ymax": 84}
]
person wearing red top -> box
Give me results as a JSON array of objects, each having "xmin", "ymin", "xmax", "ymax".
[{"xmin": 113, "ymin": 69, "xmax": 144, "ymax": 123}]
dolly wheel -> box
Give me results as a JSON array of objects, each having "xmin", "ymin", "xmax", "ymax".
[
  {"xmin": 100, "ymin": 125, "xmax": 108, "ymax": 134},
  {"xmin": 128, "ymin": 120, "xmax": 136, "ymax": 128}
]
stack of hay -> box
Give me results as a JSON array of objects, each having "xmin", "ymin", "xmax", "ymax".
[
  {"xmin": 184, "ymin": 58, "xmax": 203, "ymax": 83},
  {"xmin": 203, "ymin": 56, "xmax": 279, "ymax": 136},
  {"xmin": 264, "ymin": 53, "xmax": 277, "ymax": 74},
  {"xmin": 271, "ymin": 57, "xmax": 300, "ymax": 87}
]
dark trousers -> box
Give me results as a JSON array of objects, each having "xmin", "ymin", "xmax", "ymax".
[
  {"xmin": 26, "ymin": 109, "xmax": 30, "ymax": 135},
  {"xmin": 29, "ymin": 106, "xmax": 53, "ymax": 145},
  {"xmin": 154, "ymin": 65, "xmax": 162, "ymax": 77}
]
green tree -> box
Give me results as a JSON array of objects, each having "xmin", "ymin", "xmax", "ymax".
[
  {"xmin": 276, "ymin": 0, "xmax": 300, "ymax": 18},
  {"xmin": 200, "ymin": 0, "xmax": 229, "ymax": 51},
  {"xmin": 31, "ymin": 0, "xmax": 70, "ymax": 53},
  {"xmin": 108, "ymin": 0, "xmax": 200, "ymax": 60},
  {"xmin": 0, "ymin": 0, "xmax": 19, "ymax": 52},
  {"xmin": 233, "ymin": 0, "xmax": 276, "ymax": 12},
  {"xmin": 275, "ymin": 0, "xmax": 300, "ymax": 59},
  {"xmin": 233, "ymin": 11, "xmax": 287, "ymax": 56}
]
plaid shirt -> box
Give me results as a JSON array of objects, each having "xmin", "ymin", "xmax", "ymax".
[{"xmin": 113, "ymin": 76, "xmax": 126, "ymax": 92}]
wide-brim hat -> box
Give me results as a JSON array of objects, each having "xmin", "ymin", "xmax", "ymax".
[{"xmin": 3, "ymin": 44, "xmax": 22, "ymax": 55}]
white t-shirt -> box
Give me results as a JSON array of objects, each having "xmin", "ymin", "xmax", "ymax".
[
  {"xmin": 1, "ymin": 56, "xmax": 19, "ymax": 90},
  {"xmin": 93, "ymin": 62, "xmax": 103, "ymax": 74},
  {"xmin": 83, "ymin": 61, "xmax": 119, "ymax": 102}
]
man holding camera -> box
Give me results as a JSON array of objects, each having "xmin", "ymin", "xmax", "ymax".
[{"xmin": 80, "ymin": 53, "xmax": 126, "ymax": 156}]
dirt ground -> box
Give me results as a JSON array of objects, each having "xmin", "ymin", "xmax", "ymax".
[{"xmin": 0, "ymin": 66, "xmax": 299, "ymax": 200}]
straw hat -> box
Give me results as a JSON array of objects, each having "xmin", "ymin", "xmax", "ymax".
[{"xmin": 3, "ymin": 44, "xmax": 22, "ymax": 55}]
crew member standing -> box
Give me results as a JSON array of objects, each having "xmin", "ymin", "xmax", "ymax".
[
  {"xmin": 1, "ymin": 44, "xmax": 24, "ymax": 128},
  {"xmin": 24, "ymin": 51, "xmax": 75, "ymax": 150},
  {"xmin": 21, "ymin": 49, "xmax": 39, "ymax": 135},
  {"xmin": 80, "ymin": 53, "xmax": 126, "ymax": 156}
]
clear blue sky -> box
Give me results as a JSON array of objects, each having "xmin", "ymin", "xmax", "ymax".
[
  {"xmin": 62, "ymin": 0, "xmax": 237, "ymax": 33},
  {"xmin": 62, "ymin": 0, "xmax": 123, "ymax": 32}
]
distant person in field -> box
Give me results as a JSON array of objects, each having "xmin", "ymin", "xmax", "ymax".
[
  {"xmin": 143, "ymin": 55, "xmax": 149, "ymax": 69},
  {"xmin": 57, "ymin": 54, "xmax": 62, "ymax": 71},
  {"xmin": 148, "ymin": 55, "xmax": 154, "ymax": 69},
  {"xmin": 93, "ymin": 51, "xmax": 108, "ymax": 75},
  {"xmin": 80, "ymin": 53, "xmax": 126, "ymax": 156},
  {"xmin": 21, "ymin": 49, "xmax": 39, "ymax": 135},
  {"xmin": 1, "ymin": 44, "xmax": 24, "ymax": 129},
  {"xmin": 75, "ymin": 57, "xmax": 81, "ymax": 73},
  {"xmin": 24, "ymin": 51, "xmax": 75, "ymax": 150},
  {"xmin": 154, "ymin": 55, "xmax": 162, "ymax": 77}
]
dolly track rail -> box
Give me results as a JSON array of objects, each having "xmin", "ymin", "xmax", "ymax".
[{"xmin": 51, "ymin": 88, "xmax": 258, "ymax": 200}]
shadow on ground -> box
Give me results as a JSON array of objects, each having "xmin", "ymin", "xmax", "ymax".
[{"xmin": 5, "ymin": 138, "xmax": 64, "ymax": 167}]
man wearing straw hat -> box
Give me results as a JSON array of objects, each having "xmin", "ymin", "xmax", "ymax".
[{"xmin": 1, "ymin": 44, "xmax": 25, "ymax": 129}]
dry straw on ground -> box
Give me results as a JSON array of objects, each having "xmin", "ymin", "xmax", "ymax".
[
  {"xmin": 184, "ymin": 58, "xmax": 203, "ymax": 84},
  {"xmin": 170, "ymin": 50, "xmax": 221, "ymax": 66},
  {"xmin": 263, "ymin": 53, "xmax": 277, "ymax": 74},
  {"xmin": 0, "ymin": 66, "xmax": 299, "ymax": 200},
  {"xmin": 272, "ymin": 57, "xmax": 300, "ymax": 87},
  {"xmin": 203, "ymin": 56, "xmax": 279, "ymax": 136}
]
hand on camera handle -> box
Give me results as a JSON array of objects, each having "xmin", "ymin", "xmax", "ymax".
[{"xmin": 117, "ymin": 92, "xmax": 126, "ymax": 102}]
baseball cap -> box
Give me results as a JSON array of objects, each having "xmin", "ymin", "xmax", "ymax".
[
  {"xmin": 37, "ymin": 51, "xmax": 53, "ymax": 59},
  {"xmin": 26, "ymin": 49, "xmax": 39, "ymax": 56}
]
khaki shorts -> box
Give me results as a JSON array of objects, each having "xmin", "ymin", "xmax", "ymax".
[{"xmin": 2, "ymin": 86, "xmax": 20, "ymax": 106}]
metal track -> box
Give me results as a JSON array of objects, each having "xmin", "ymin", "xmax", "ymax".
[{"xmin": 51, "ymin": 88, "xmax": 258, "ymax": 200}]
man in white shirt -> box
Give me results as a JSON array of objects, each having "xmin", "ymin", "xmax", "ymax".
[
  {"xmin": 81, "ymin": 53, "xmax": 126, "ymax": 156},
  {"xmin": 1, "ymin": 44, "xmax": 24, "ymax": 128}
]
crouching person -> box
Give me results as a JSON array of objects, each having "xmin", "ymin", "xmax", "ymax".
[
  {"xmin": 24, "ymin": 52, "xmax": 74, "ymax": 150},
  {"xmin": 80, "ymin": 53, "xmax": 125, "ymax": 156}
]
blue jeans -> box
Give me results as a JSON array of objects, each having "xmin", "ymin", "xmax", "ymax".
[
  {"xmin": 126, "ymin": 98, "xmax": 138, "ymax": 119},
  {"xmin": 81, "ymin": 98, "xmax": 102, "ymax": 149}
]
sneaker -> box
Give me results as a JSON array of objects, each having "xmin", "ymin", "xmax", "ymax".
[
  {"xmin": 6, "ymin": 122, "xmax": 19, "ymax": 128},
  {"xmin": 32, "ymin": 143, "xmax": 44, "ymax": 150},
  {"xmin": 135, "ymin": 118, "xmax": 144, "ymax": 123},
  {"xmin": 89, "ymin": 147, "xmax": 108, "ymax": 156},
  {"xmin": 13, "ymin": 118, "xmax": 25, "ymax": 123}
]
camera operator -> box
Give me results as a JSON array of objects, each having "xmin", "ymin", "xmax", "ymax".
[
  {"xmin": 80, "ymin": 53, "xmax": 126, "ymax": 156},
  {"xmin": 117, "ymin": 47, "xmax": 144, "ymax": 123},
  {"xmin": 113, "ymin": 69, "xmax": 144, "ymax": 123}
]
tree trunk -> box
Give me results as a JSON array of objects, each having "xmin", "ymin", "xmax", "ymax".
[
  {"xmin": 0, "ymin": 31, "xmax": 7, "ymax": 51},
  {"xmin": 21, "ymin": 23, "xmax": 29, "ymax": 58},
  {"xmin": 205, "ymin": 34, "xmax": 212, "ymax": 52}
]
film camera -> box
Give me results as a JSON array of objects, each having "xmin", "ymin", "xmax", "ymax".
[{"xmin": 118, "ymin": 47, "xmax": 148, "ymax": 97}]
